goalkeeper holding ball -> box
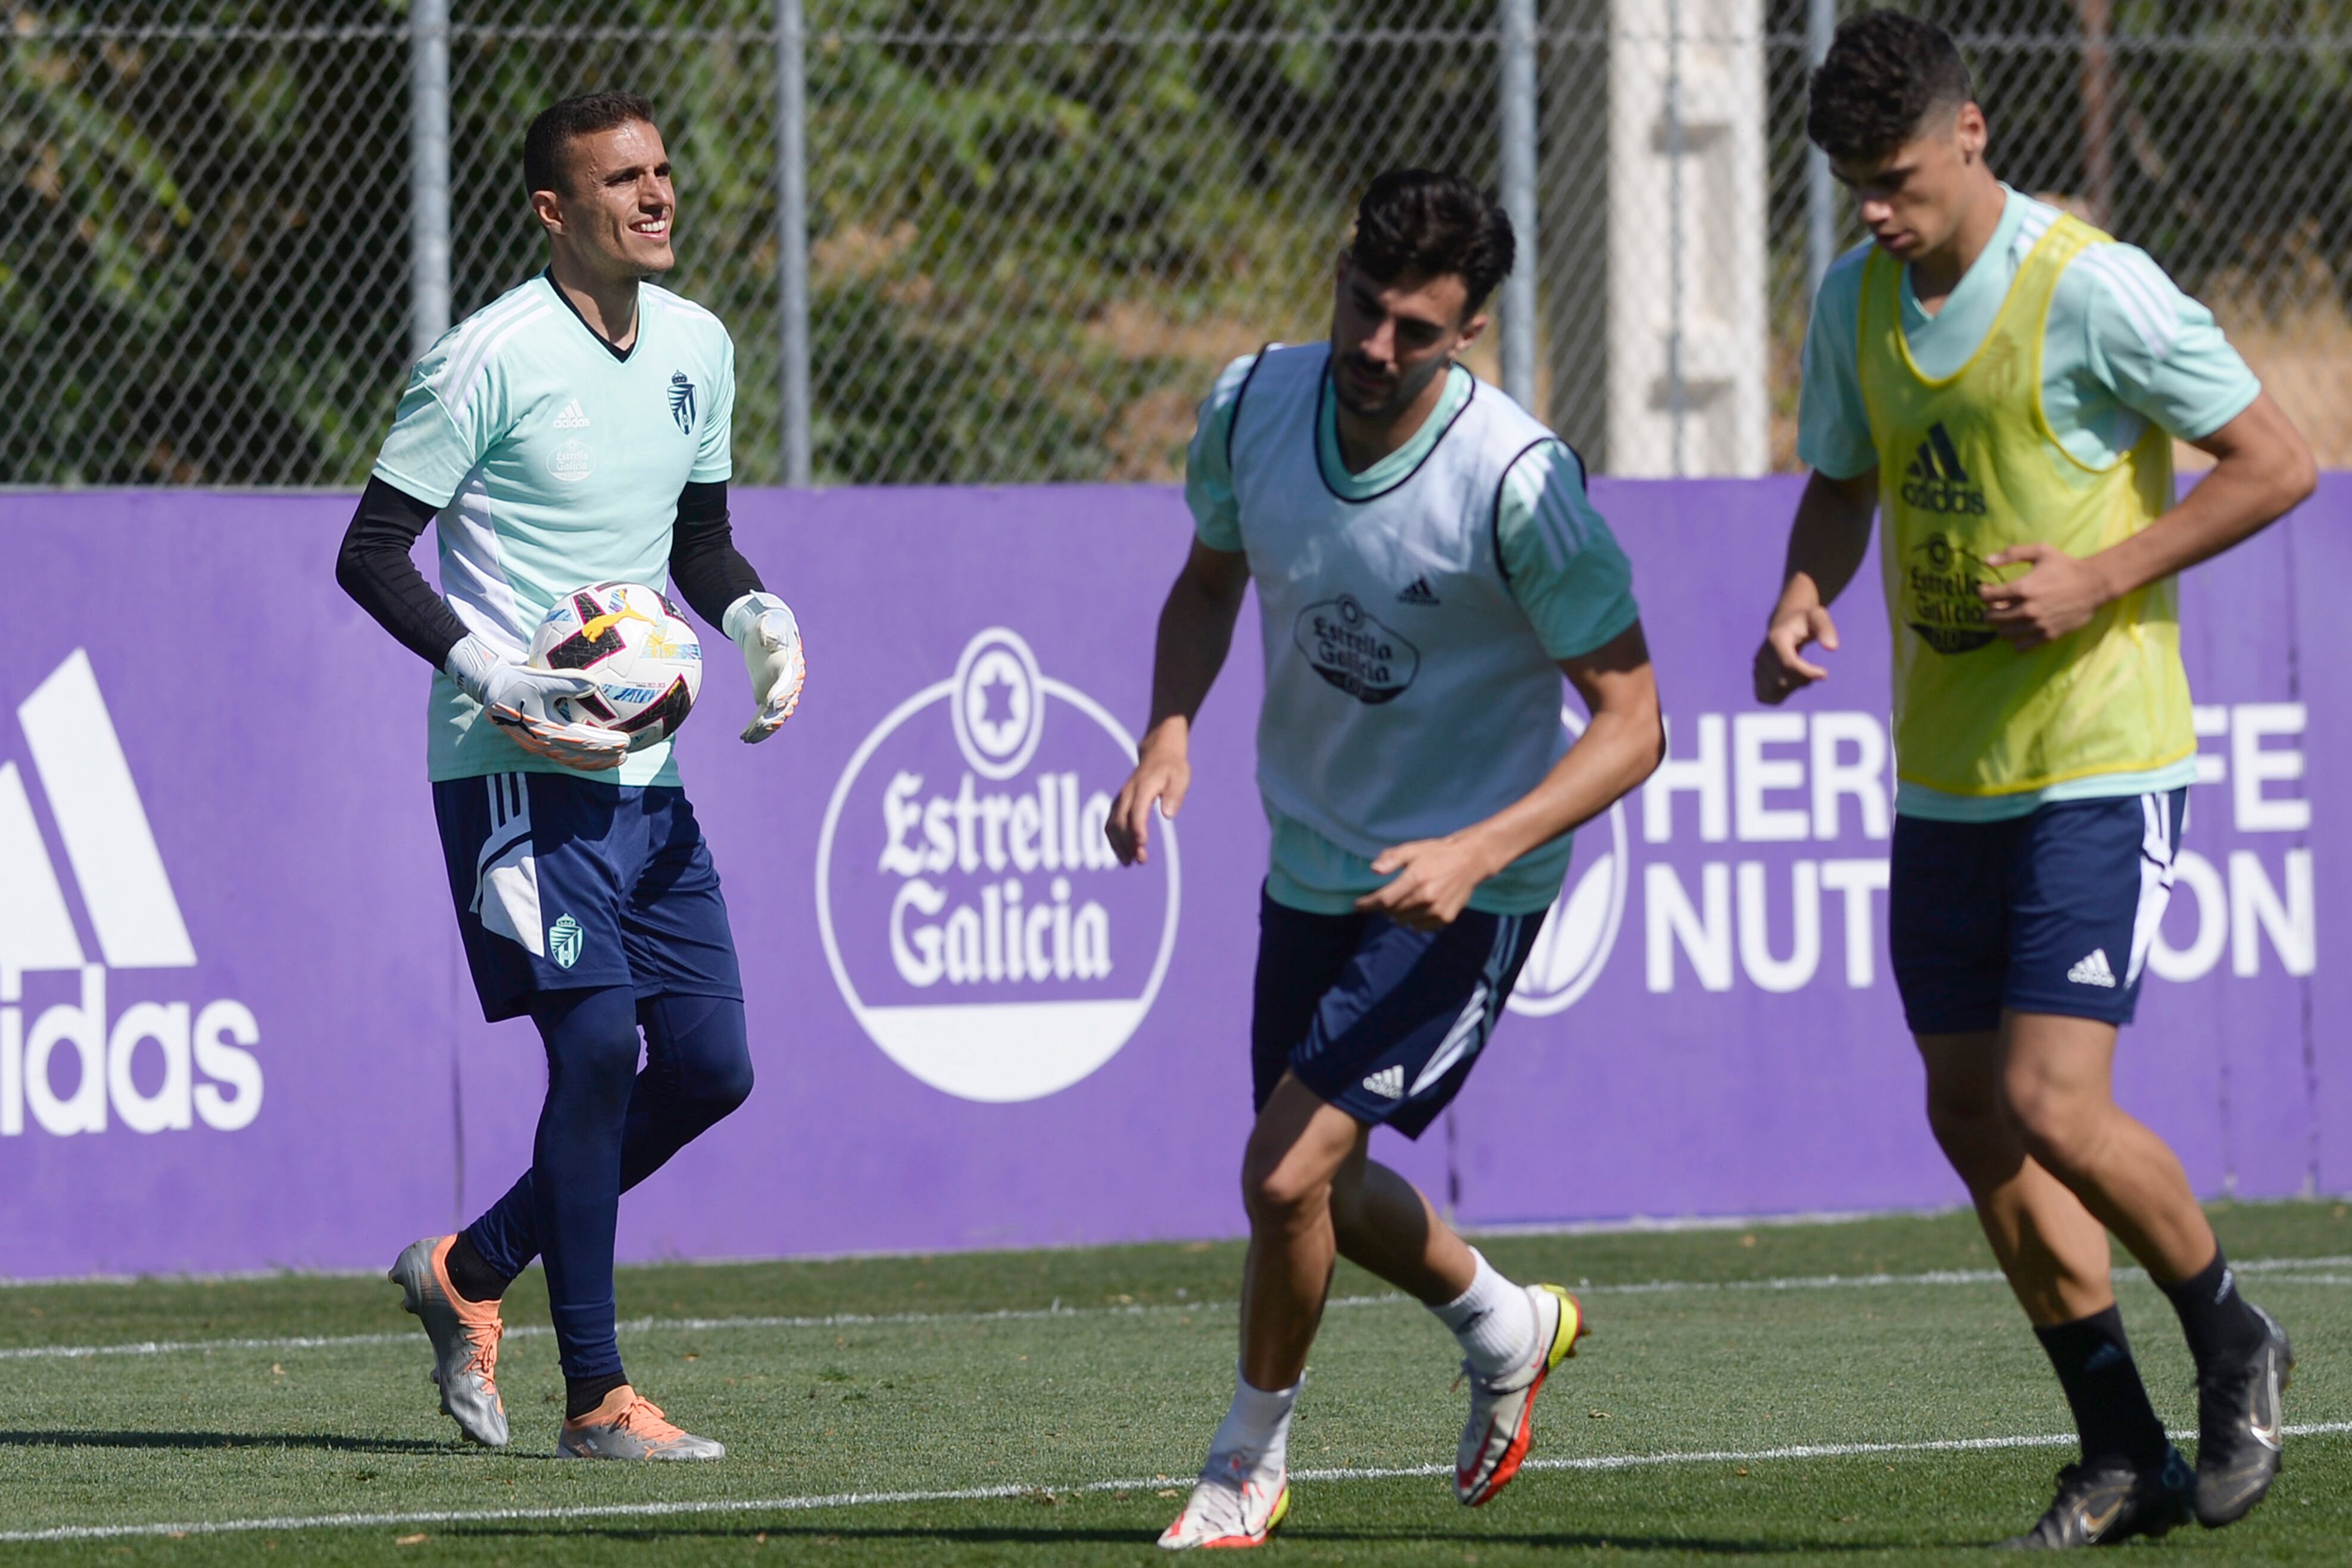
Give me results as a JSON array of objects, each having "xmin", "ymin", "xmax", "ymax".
[{"xmin": 333, "ymin": 90, "xmax": 803, "ymax": 1459}]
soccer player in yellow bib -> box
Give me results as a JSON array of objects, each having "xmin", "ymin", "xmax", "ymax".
[{"xmin": 1754, "ymin": 13, "xmax": 2317, "ymax": 1550}]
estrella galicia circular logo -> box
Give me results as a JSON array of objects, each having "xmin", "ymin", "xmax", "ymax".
[
  {"xmin": 1294, "ymin": 593, "xmax": 1420, "ymax": 705},
  {"xmin": 815, "ymin": 627, "xmax": 1180, "ymax": 1102},
  {"xmin": 1506, "ymin": 708, "xmax": 1630, "ymax": 1017}
]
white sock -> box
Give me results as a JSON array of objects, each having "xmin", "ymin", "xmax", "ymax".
[
  {"xmin": 1429, "ymin": 1249, "xmax": 1537, "ymax": 1376},
  {"xmin": 1208, "ymin": 1366, "xmax": 1300, "ymax": 1472}
]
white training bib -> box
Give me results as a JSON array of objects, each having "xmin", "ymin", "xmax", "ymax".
[{"xmin": 1228, "ymin": 343, "xmax": 1571, "ymax": 861}]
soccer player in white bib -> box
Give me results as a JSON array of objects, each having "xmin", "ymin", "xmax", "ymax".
[
  {"xmin": 335, "ymin": 92, "xmax": 805, "ymax": 1458},
  {"xmin": 1109, "ymin": 171, "xmax": 1664, "ymax": 1548}
]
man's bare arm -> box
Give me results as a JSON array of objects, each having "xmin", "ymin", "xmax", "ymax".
[
  {"xmin": 1980, "ymin": 391, "xmax": 2316, "ymax": 649},
  {"xmin": 1754, "ymin": 467, "xmax": 1879, "ymax": 704},
  {"xmin": 1106, "ymin": 539, "xmax": 1251, "ymax": 866},
  {"xmin": 1355, "ymin": 621, "xmax": 1664, "ymax": 930}
]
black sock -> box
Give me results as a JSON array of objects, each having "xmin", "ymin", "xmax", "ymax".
[
  {"xmin": 565, "ymin": 1372, "xmax": 630, "ymax": 1422},
  {"xmin": 2159, "ymin": 1245, "xmax": 2267, "ymax": 1374},
  {"xmin": 444, "ymin": 1232, "xmax": 512, "ymax": 1305},
  {"xmin": 2035, "ymin": 1307, "xmax": 2170, "ymax": 1470}
]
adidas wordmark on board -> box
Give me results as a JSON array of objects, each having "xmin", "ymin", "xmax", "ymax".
[{"xmin": 1, "ymin": 651, "xmax": 263, "ymax": 1138}]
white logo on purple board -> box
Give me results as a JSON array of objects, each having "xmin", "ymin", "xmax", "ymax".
[
  {"xmin": 816, "ymin": 628, "xmax": 1180, "ymax": 1102},
  {"xmin": 1, "ymin": 651, "xmax": 264, "ymax": 1137},
  {"xmin": 1507, "ymin": 708, "xmax": 1630, "ymax": 1017}
]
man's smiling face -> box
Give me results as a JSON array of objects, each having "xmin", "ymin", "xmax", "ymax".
[{"xmin": 541, "ymin": 119, "xmax": 676, "ymax": 279}]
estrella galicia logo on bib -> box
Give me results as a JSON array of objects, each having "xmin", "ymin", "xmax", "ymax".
[
  {"xmin": 1294, "ymin": 594, "xmax": 1420, "ymax": 705},
  {"xmin": 1904, "ymin": 533, "xmax": 1999, "ymax": 654},
  {"xmin": 667, "ymin": 371, "xmax": 696, "ymax": 433},
  {"xmin": 816, "ymin": 628, "xmax": 1180, "ymax": 1103}
]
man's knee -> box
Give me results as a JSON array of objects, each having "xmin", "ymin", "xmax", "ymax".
[
  {"xmin": 685, "ymin": 1055, "xmax": 753, "ymax": 1120},
  {"xmin": 1917, "ymin": 1040, "xmax": 2023, "ymax": 1192},
  {"xmin": 1926, "ymin": 1081, "xmax": 2004, "ymax": 1149},
  {"xmin": 651, "ymin": 995, "xmax": 755, "ymax": 1117},
  {"xmin": 1242, "ymin": 1144, "xmax": 1331, "ymax": 1227},
  {"xmin": 536, "ymin": 988, "xmax": 644, "ymax": 1103},
  {"xmin": 2002, "ymin": 1073, "xmax": 2111, "ymax": 1178}
]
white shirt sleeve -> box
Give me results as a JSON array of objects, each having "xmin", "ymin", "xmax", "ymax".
[
  {"xmin": 1495, "ymin": 441, "xmax": 1641, "ymax": 660},
  {"xmin": 1183, "ymin": 354, "xmax": 1259, "ymax": 554},
  {"xmin": 692, "ymin": 328, "xmax": 737, "ymax": 484},
  {"xmin": 2061, "ymin": 243, "xmax": 2261, "ymax": 444},
  {"xmin": 1793, "ymin": 247, "xmax": 1881, "ymax": 482}
]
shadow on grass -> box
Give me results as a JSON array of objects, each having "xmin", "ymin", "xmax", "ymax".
[
  {"xmin": 451, "ymin": 1522, "xmax": 1942, "ymax": 1555},
  {"xmin": 0, "ymin": 1429, "xmax": 461, "ymax": 1455}
]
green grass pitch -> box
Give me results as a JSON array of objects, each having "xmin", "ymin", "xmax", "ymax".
[{"xmin": 2, "ymin": 1203, "xmax": 2346, "ymax": 1564}]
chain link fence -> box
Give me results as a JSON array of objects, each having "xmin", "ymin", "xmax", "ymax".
[{"xmin": 10, "ymin": 1, "xmax": 2352, "ymax": 489}]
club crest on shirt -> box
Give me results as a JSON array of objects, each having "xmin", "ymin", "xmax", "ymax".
[
  {"xmin": 667, "ymin": 371, "xmax": 697, "ymax": 434},
  {"xmin": 1293, "ymin": 593, "xmax": 1420, "ymax": 705}
]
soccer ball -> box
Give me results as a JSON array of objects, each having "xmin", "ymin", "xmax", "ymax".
[{"xmin": 527, "ymin": 580, "xmax": 703, "ymax": 744}]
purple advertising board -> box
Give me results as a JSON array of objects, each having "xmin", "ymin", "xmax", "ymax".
[{"xmin": 0, "ymin": 479, "xmax": 2337, "ymax": 1279}]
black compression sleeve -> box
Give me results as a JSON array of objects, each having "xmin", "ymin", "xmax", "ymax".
[
  {"xmin": 335, "ymin": 477, "xmax": 471, "ymax": 669},
  {"xmin": 668, "ymin": 480, "xmax": 766, "ymax": 630}
]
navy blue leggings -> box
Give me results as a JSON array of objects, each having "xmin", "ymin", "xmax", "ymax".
[{"xmin": 463, "ymin": 988, "xmax": 753, "ymax": 1381}]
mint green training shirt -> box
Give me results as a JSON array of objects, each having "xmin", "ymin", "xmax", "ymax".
[
  {"xmin": 373, "ymin": 273, "xmax": 736, "ymax": 788},
  {"xmin": 1797, "ymin": 186, "xmax": 2262, "ymax": 821},
  {"xmin": 1188, "ymin": 356, "xmax": 1640, "ymax": 913}
]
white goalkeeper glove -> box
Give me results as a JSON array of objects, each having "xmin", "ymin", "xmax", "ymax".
[
  {"xmin": 723, "ymin": 591, "xmax": 806, "ymax": 744},
  {"xmin": 446, "ymin": 634, "xmax": 628, "ymax": 772}
]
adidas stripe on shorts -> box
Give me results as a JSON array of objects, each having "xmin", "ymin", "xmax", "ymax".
[
  {"xmin": 1888, "ymin": 788, "xmax": 2186, "ymax": 1035},
  {"xmin": 1249, "ymin": 886, "xmax": 1546, "ymax": 1138},
  {"xmin": 431, "ymin": 771, "xmax": 742, "ymax": 1023}
]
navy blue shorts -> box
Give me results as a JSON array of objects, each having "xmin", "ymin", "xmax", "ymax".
[
  {"xmin": 1889, "ymin": 788, "xmax": 2185, "ymax": 1035},
  {"xmin": 432, "ymin": 772, "xmax": 743, "ymax": 1023},
  {"xmin": 1250, "ymin": 888, "xmax": 1545, "ymax": 1139}
]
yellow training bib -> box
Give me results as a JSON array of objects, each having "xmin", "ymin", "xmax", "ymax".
[{"xmin": 1860, "ymin": 214, "xmax": 2193, "ymax": 797}]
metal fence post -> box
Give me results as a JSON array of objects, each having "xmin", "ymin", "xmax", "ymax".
[
  {"xmin": 2078, "ymin": 0, "xmax": 2117, "ymax": 230},
  {"xmin": 776, "ymin": 0, "xmax": 812, "ymax": 486},
  {"xmin": 408, "ymin": 0, "xmax": 452, "ymax": 363},
  {"xmin": 1805, "ymin": 0, "xmax": 1836, "ymax": 300},
  {"xmin": 1498, "ymin": 0, "xmax": 1539, "ymax": 414}
]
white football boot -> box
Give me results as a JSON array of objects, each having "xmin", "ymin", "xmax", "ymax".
[
  {"xmin": 1158, "ymin": 1447, "xmax": 1291, "ymax": 1550},
  {"xmin": 388, "ymin": 1236, "xmax": 509, "ymax": 1448},
  {"xmin": 1455, "ymin": 1283, "xmax": 1584, "ymax": 1505},
  {"xmin": 556, "ymin": 1386, "xmax": 726, "ymax": 1460}
]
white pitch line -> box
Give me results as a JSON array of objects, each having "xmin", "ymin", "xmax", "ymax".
[
  {"xmin": 4, "ymin": 1421, "xmax": 2347, "ymax": 1545},
  {"xmin": 7, "ymin": 1257, "xmax": 2348, "ymax": 1365},
  {"xmin": 0, "ymin": 1297, "xmax": 1296, "ymax": 1364}
]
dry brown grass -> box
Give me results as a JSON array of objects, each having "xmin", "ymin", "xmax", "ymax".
[{"xmin": 2191, "ymin": 309, "xmax": 2352, "ymax": 472}]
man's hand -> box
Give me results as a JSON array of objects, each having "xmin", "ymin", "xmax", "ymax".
[
  {"xmin": 1978, "ymin": 543, "xmax": 2110, "ymax": 650},
  {"xmin": 1355, "ymin": 833, "xmax": 1497, "ymax": 930},
  {"xmin": 725, "ymin": 592, "xmax": 807, "ymax": 744},
  {"xmin": 448, "ymin": 635, "xmax": 627, "ymax": 772},
  {"xmin": 1107, "ymin": 723, "xmax": 1191, "ymax": 867},
  {"xmin": 1754, "ymin": 601, "xmax": 1840, "ymax": 705},
  {"xmin": 489, "ymin": 704, "xmax": 630, "ymax": 771}
]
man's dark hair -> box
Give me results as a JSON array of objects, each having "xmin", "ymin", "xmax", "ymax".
[
  {"xmin": 1347, "ymin": 169, "xmax": 1515, "ymax": 316},
  {"xmin": 1807, "ymin": 10, "xmax": 1974, "ymax": 164},
  {"xmin": 523, "ymin": 90, "xmax": 660, "ymax": 196}
]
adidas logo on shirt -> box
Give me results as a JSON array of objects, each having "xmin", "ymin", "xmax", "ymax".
[
  {"xmin": 1361, "ymin": 1065, "xmax": 1405, "ymax": 1100},
  {"xmin": 1898, "ymin": 421, "xmax": 1986, "ymax": 516},
  {"xmin": 1396, "ymin": 576, "xmax": 1441, "ymax": 607},
  {"xmin": 553, "ymin": 399, "xmax": 590, "ymax": 429},
  {"xmin": 2067, "ymin": 948, "xmax": 2120, "ymax": 988}
]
